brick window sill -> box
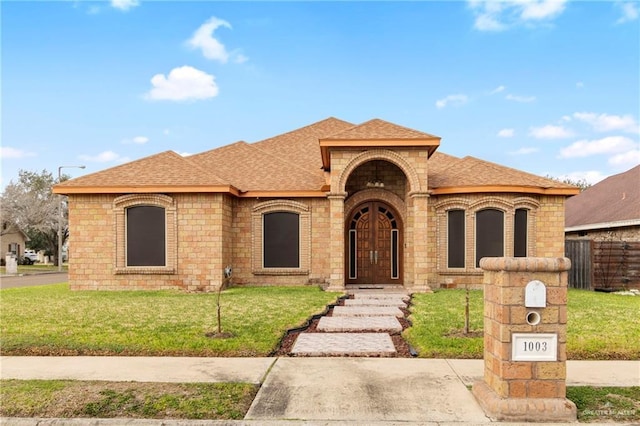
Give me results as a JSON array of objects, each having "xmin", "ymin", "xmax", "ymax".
[
  {"xmin": 253, "ymin": 269, "xmax": 309, "ymax": 276},
  {"xmin": 115, "ymin": 267, "xmax": 176, "ymax": 275}
]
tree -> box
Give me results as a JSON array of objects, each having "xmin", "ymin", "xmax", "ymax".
[
  {"xmin": 1, "ymin": 170, "xmax": 69, "ymax": 265},
  {"xmin": 546, "ymin": 175, "xmax": 592, "ymax": 192}
]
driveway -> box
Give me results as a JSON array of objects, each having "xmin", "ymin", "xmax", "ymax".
[{"xmin": 0, "ymin": 272, "xmax": 68, "ymax": 289}]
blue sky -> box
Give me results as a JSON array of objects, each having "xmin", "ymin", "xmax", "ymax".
[{"xmin": 2, "ymin": 0, "xmax": 639, "ymax": 188}]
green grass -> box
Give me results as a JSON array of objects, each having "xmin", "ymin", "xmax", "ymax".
[
  {"xmin": 0, "ymin": 284, "xmax": 340, "ymax": 356},
  {"xmin": 404, "ymin": 289, "xmax": 640, "ymax": 359},
  {"xmin": 567, "ymin": 386, "xmax": 640, "ymax": 422},
  {"xmin": 0, "ymin": 380, "xmax": 258, "ymax": 420},
  {"xmin": 404, "ymin": 289, "xmax": 484, "ymax": 358}
]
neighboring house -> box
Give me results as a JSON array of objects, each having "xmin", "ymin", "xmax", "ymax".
[
  {"xmin": 1, "ymin": 221, "xmax": 29, "ymax": 260},
  {"xmin": 565, "ymin": 165, "xmax": 640, "ymax": 241},
  {"xmin": 565, "ymin": 165, "xmax": 640, "ymax": 291},
  {"xmin": 53, "ymin": 118, "xmax": 578, "ymax": 292}
]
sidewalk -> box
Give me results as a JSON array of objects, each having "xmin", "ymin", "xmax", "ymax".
[{"xmin": 1, "ymin": 356, "xmax": 638, "ymax": 424}]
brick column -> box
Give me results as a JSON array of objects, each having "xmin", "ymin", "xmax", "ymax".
[
  {"xmin": 472, "ymin": 257, "xmax": 577, "ymax": 422},
  {"xmin": 326, "ymin": 193, "xmax": 346, "ymax": 291},
  {"xmin": 410, "ymin": 192, "xmax": 432, "ymax": 292}
]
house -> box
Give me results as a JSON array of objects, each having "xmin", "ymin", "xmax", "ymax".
[
  {"xmin": 1, "ymin": 221, "xmax": 30, "ymax": 263},
  {"xmin": 53, "ymin": 118, "xmax": 578, "ymax": 292},
  {"xmin": 565, "ymin": 164, "xmax": 640, "ymax": 241},
  {"xmin": 564, "ymin": 165, "xmax": 640, "ymax": 290}
]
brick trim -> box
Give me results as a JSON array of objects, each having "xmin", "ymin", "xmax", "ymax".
[
  {"xmin": 434, "ymin": 195, "xmax": 540, "ymax": 273},
  {"xmin": 337, "ymin": 149, "xmax": 423, "ymax": 194},
  {"xmin": 113, "ymin": 194, "xmax": 177, "ymax": 274},
  {"xmin": 251, "ymin": 199, "xmax": 310, "ymax": 275}
]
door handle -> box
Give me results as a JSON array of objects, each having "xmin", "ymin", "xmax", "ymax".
[
  {"xmin": 370, "ymin": 250, "xmax": 374, "ymax": 264},
  {"xmin": 374, "ymin": 250, "xmax": 378, "ymax": 264}
]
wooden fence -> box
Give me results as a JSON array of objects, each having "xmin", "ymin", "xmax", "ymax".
[{"xmin": 565, "ymin": 239, "xmax": 640, "ymax": 291}]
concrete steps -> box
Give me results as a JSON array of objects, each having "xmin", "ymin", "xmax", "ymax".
[{"xmin": 290, "ymin": 290, "xmax": 411, "ymax": 357}]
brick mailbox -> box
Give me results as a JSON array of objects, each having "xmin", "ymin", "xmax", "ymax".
[{"xmin": 472, "ymin": 257, "xmax": 577, "ymax": 422}]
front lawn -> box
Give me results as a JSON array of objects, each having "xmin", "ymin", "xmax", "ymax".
[
  {"xmin": 0, "ymin": 380, "xmax": 258, "ymax": 420},
  {"xmin": 404, "ymin": 289, "xmax": 640, "ymax": 359},
  {"xmin": 0, "ymin": 284, "xmax": 340, "ymax": 356}
]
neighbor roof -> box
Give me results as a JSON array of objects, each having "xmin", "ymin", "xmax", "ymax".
[
  {"xmin": 565, "ymin": 165, "xmax": 640, "ymax": 231},
  {"xmin": 53, "ymin": 117, "xmax": 579, "ymax": 197}
]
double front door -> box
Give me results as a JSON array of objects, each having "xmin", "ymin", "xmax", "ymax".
[{"xmin": 346, "ymin": 202, "xmax": 402, "ymax": 285}]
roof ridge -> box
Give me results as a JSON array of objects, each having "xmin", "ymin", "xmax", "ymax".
[
  {"xmin": 255, "ymin": 117, "xmax": 354, "ymax": 144},
  {"xmin": 324, "ymin": 118, "xmax": 440, "ymax": 140}
]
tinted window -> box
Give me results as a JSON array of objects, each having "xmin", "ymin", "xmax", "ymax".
[
  {"xmin": 264, "ymin": 212, "xmax": 299, "ymax": 268},
  {"xmin": 476, "ymin": 209, "xmax": 504, "ymax": 267},
  {"xmin": 448, "ymin": 210, "xmax": 465, "ymax": 268},
  {"xmin": 514, "ymin": 209, "xmax": 528, "ymax": 257},
  {"xmin": 127, "ymin": 206, "xmax": 166, "ymax": 266}
]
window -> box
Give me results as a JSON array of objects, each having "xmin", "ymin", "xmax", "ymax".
[
  {"xmin": 476, "ymin": 208, "xmax": 504, "ymax": 267},
  {"xmin": 114, "ymin": 194, "xmax": 176, "ymax": 274},
  {"xmin": 447, "ymin": 209, "xmax": 465, "ymax": 268},
  {"xmin": 263, "ymin": 212, "xmax": 300, "ymax": 268},
  {"xmin": 514, "ymin": 208, "xmax": 528, "ymax": 257},
  {"xmin": 126, "ymin": 206, "xmax": 166, "ymax": 266}
]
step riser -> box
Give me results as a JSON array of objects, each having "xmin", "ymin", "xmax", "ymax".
[
  {"xmin": 332, "ymin": 306, "xmax": 404, "ymax": 318},
  {"xmin": 317, "ymin": 317, "xmax": 403, "ymax": 333}
]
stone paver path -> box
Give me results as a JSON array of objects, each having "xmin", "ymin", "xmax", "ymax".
[{"xmin": 290, "ymin": 289, "xmax": 411, "ymax": 356}]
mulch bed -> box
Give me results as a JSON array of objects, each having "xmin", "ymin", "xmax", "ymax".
[{"xmin": 271, "ymin": 295, "xmax": 417, "ymax": 357}]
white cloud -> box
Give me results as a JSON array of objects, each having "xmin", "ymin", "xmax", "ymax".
[
  {"xmin": 506, "ymin": 94, "xmax": 536, "ymax": 103},
  {"xmin": 187, "ymin": 17, "xmax": 232, "ymax": 63},
  {"xmin": 520, "ymin": 0, "xmax": 566, "ymax": 20},
  {"xmin": 234, "ymin": 53, "xmax": 249, "ymax": 64},
  {"xmin": 553, "ymin": 170, "xmax": 607, "ymax": 185},
  {"xmin": 529, "ymin": 125, "xmax": 574, "ymax": 139},
  {"xmin": 79, "ymin": 150, "xmax": 129, "ymax": 163},
  {"xmin": 163, "ymin": 129, "xmax": 170, "ymax": 136},
  {"xmin": 616, "ymin": 1, "xmax": 639, "ymax": 24},
  {"xmin": 122, "ymin": 136, "xmax": 149, "ymax": 144},
  {"xmin": 497, "ymin": 128, "xmax": 515, "ymax": 138},
  {"xmin": 145, "ymin": 66, "xmax": 219, "ymax": 101},
  {"xmin": 111, "ymin": 0, "xmax": 139, "ymax": 11},
  {"xmin": 609, "ymin": 150, "xmax": 640, "ymax": 167},
  {"xmin": 509, "ymin": 147, "xmax": 539, "ymax": 155},
  {"xmin": 0, "ymin": 147, "xmax": 36, "ymax": 159},
  {"xmin": 436, "ymin": 94, "xmax": 468, "ymax": 109},
  {"xmin": 468, "ymin": 0, "xmax": 567, "ymax": 31},
  {"xmin": 490, "ymin": 85, "xmax": 506, "ymax": 95},
  {"xmin": 558, "ymin": 136, "xmax": 636, "ymax": 158},
  {"xmin": 573, "ymin": 112, "xmax": 639, "ymax": 134}
]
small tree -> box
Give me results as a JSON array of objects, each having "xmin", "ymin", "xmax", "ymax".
[
  {"xmin": 206, "ymin": 266, "xmax": 234, "ymax": 339},
  {"xmin": 1, "ymin": 170, "xmax": 69, "ymax": 265}
]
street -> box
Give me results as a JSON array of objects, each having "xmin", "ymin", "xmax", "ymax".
[{"xmin": 0, "ymin": 272, "xmax": 68, "ymax": 289}]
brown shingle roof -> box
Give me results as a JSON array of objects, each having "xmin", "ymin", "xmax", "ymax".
[
  {"xmin": 190, "ymin": 141, "xmax": 325, "ymax": 192},
  {"xmin": 54, "ymin": 151, "xmax": 230, "ymax": 192},
  {"xmin": 254, "ymin": 117, "xmax": 354, "ymax": 171},
  {"xmin": 565, "ymin": 165, "xmax": 640, "ymax": 227},
  {"xmin": 428, "ymin": 154, "xmax": 577, "ymax": 192},
  {"xmin": 53, "ymin": 117, "xmax": 580, "ymax": 196},
  {"xmin": 325, "ymin": 118, "xmax": 440, "ymax": 140}
]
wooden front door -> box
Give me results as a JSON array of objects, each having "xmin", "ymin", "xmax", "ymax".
[{"xmin": 346, "ymin": 202, "xmax": 402, "ymax": 285}]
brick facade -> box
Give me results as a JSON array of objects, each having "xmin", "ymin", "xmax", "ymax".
[{"xmin": 67, "ymin": 151, "xmax": 569, "ymax": 292}]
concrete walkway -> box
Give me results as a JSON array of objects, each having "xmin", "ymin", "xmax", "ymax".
[
  {"xmin": 290, "ymin": 290, "xmax": 410, "ymax": 357},
  {"xmin": 2, "ymin": 356, "xmax": 638, "ymax": 425}
]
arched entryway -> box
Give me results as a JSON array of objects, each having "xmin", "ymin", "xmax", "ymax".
[{"xmin": 345, "ymin": 201, "xmax": 403, "ymax": 285}]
